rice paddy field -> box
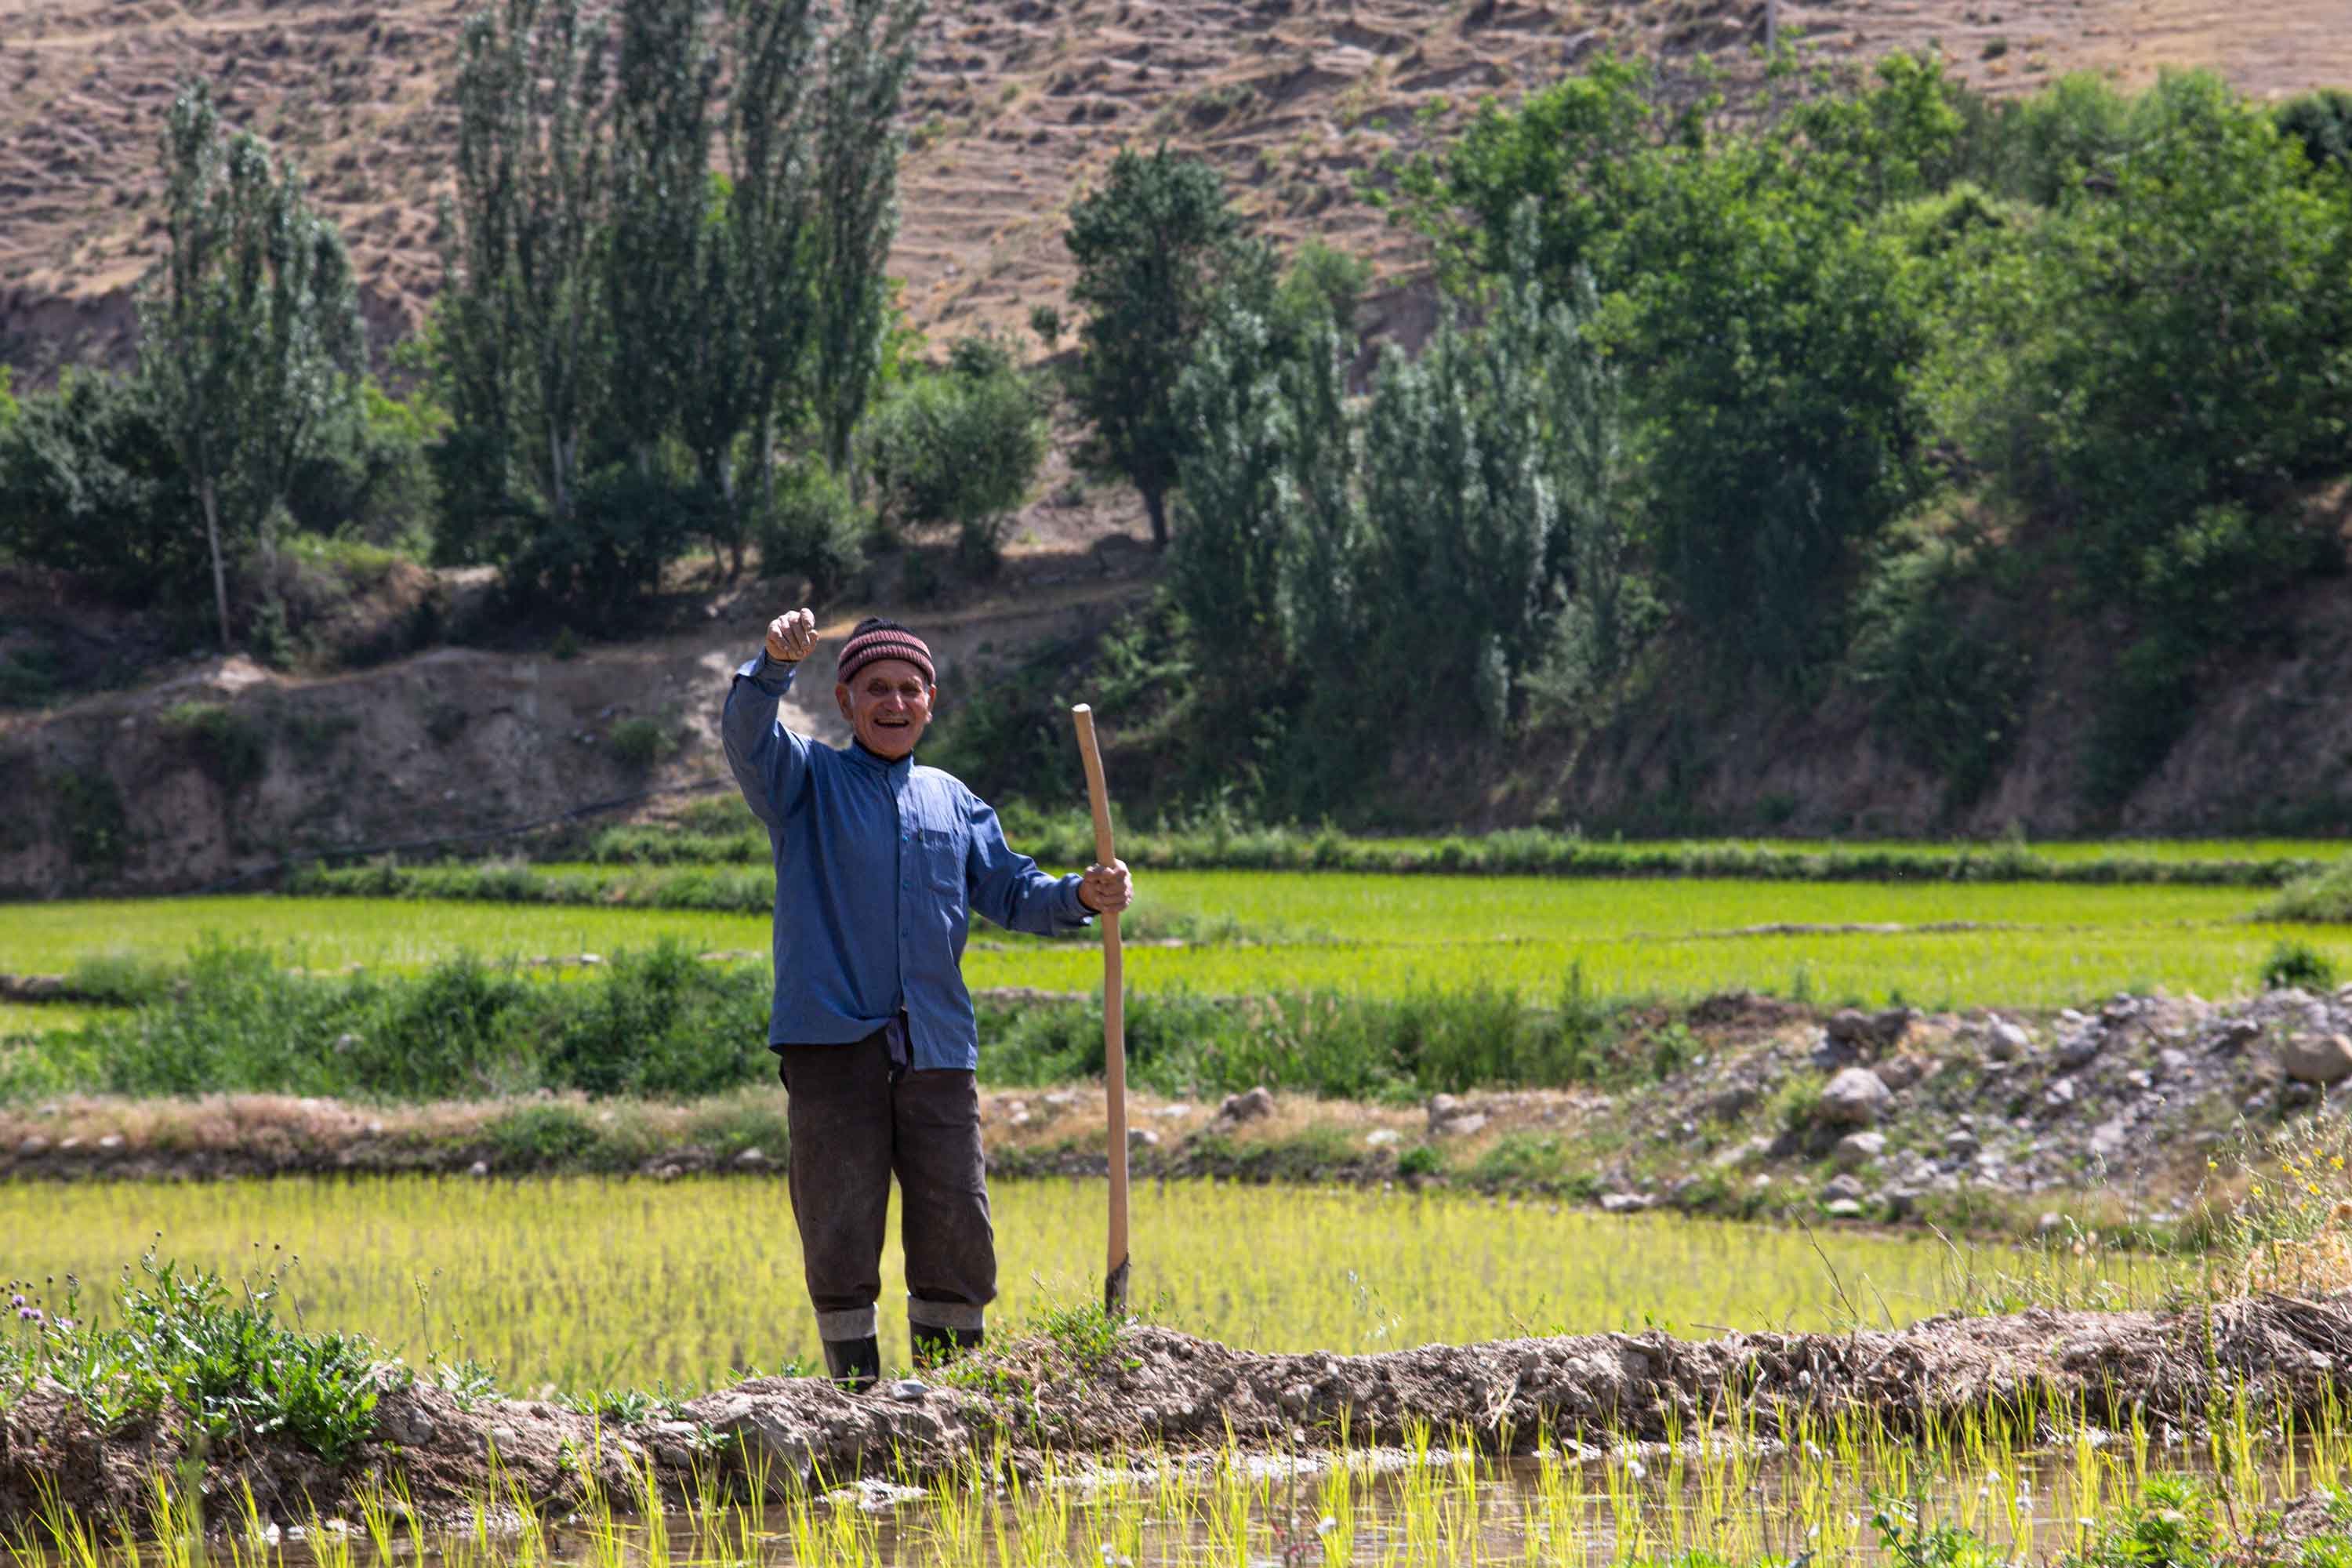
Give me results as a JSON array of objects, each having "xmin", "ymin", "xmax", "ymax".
[
  {"xmin": 0, "ymin": 1176, "xmax": 2173, "ymax": 1396},
  {"xmin": 8, "ymin": 868, "xmax": 2352, "ymax": 1014}
]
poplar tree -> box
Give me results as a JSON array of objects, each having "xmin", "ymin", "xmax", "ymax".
[{"xmin": 139, "ymin": 80, "xmax": 362, "ymax": 649}]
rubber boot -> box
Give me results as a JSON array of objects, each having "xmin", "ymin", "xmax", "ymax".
[
  {"xmin": 910, "ymin": 1323, "xmax": 984, "ymax": 1370},
  {"xmin": 821, "ymin": 1335, "xmax": 881, "ymax": 1393}
]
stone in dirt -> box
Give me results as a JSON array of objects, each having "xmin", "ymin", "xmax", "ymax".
[
  {"xmin": 1435, "ymin": 1112, "xmax": 1488, "ymax": 1139},
  {"xmin": 1820, "ymin": 1172, "xmax": 1867, "ymax": 1203},
  {"xmin": 2280, "ymin": 1034, "xmax": 2352, "ymax": 1086},
  {"xmin": 1819, "ymin": 1066, "xmax": 1892, "ymax": 1127},
  {"xmin": 1597, "ymin": 1192, "xmax": 1649, "ymax": 1214},
  {"xmin": 1218, "ymin": 1086, "xmax": 1276, "ymax": 1123},
  {"xmin": 1831, "ymin": 1131, "xmax": 1886, "ymax": 1171},
  {"xmin": 1872, "ymin": 1053, "xmax": 1931, "ymax": 1092},
  {"xmin": 1981, "ymin": 1018, "xmax": 2031, "ymax": 1062},
  {"xmin": 1823, "ymin": 1198, "xmax": 1864, "ymax": 1218}
]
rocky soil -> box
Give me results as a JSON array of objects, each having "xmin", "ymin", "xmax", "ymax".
[{"xmin": 7, "ymin": 1298, "xmax": 2352, "ymax": 1531}]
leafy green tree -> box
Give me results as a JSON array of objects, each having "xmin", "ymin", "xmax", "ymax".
[
  {"xmin": 866, "ymin": 337, "xmax": 1047, "ymax": 569},
  {"xmin": 138, "ymin": 79, "xmax": 363, "ymax": 648},
  {"xmin": 606, "ymin": 0, "xmax": 720, "ymax": 477},
  {"xmin": 811, "ymin": 0, "xmax": 924, "ymax": 478},
  {"xmin": 0, "ymin": 372, "xmax": 201, "ymax": 601},
  {"xmin": 432, "ymin": 0, "xmax": 613, "ymax": 581},
  {"xmin": 1065, "ymin": 147, "xmax": 1250, "ymax": 550},
  {"xmin": 711, "ymin": 0, "xmax": 823, "ymax": 528},
  {"xmin": 2277, "ymin": 88, "xmax": 2352, "ymax": 179}
]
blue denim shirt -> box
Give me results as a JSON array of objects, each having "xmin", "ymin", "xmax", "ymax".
[{"xmin": 721, "ymin": 652, "xmax": 1092, "ymax": 1070}]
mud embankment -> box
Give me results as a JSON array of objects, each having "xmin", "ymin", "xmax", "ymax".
[{"xmin": 9, "ymin": 1300, "xmax": 2352, "ymax": 1530}]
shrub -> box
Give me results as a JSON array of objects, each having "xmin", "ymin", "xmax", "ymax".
[
  {"xmin": 608, "ymin": 716, "xmax": 677, "ymax": 771},
  {"xmin": 753, "ymin": 463, "xmax": 867, "ymax": 598},
  {"xmin": 49, "ymin": 767, "xmax": 131, "ymax": 874},
  {"xmin": 2259, "ymin": 939, "xmax": 2339, "ymax": 993},
  {"xmin": 2258, "ymin": 857, "xmax": 2352, "ymax": 924},
  {"xmin": 1848, "ymin": 521, "xmax": 2032, "ymax": 808},
  {"xmin": 0, "ymin": 371, "xmax": 201, "ymax": 604},
  {"xmin": 161, "ymin": 702, "xmax": 268, "ymax": 794},
  {"xmin": 866, "ymin": 342, "xmax": 1047, "ymax": 569}
]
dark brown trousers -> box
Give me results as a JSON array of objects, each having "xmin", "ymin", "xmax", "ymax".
[{"xmin": 775, "ymin": 1029, "xmax": 996, "ymax": 1342}]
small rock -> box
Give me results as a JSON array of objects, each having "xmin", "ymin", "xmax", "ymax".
[
  {"xmin": 1701, "ymin": 1084, "xmax": 1758, "ymax": 1120},
  {"xmin": 97, "ymin": 1134, "xmax": 123, "ymax": 1151},
  {"xmin": 1598, "ymin": 1192, "xmax": 1649, "ymax": 1214},
  {"xmin": 890, "ymin": 1378, "xmax": 927, "ymax": 1401},
  {"xmin": 1873, "ymin": 1053, "xmax": 1931, "ymax": 1092},
  {"xmin": 1824, "ymin": 1010, "xmax": 1879, "ymax": 1051},
  {"xmin": 1219, "ymin": 1087, "xmax": 1276, "ymax": 1123},
  {"xmin": 2044, "ymin": 1079, "xmax": 2077, "ymax": 1109},
  {"xmin": 1820, "ymin": 1173, "xmax": 1867, "ymax": 1203},
  {"xmin": 2036, "ymin": 1211, "xmax": 2067, "ymax": 1236},
  {"xmin": 1944, "ymin": 1129, "xmax": 1981, "ymax": 1158},
  {"xmin": 1434, "ymin": 1112, "xmax": 1488, "ymax": 1138},
  {"xmin": 2056, "ymin": 1028, "xmax": 2105, "ymax": 1069},
  {"xmin": 1151, "ymin": 1105, "xmax": 1190, "ymax": 1119},
  {"xmin": 1831, "ymin": 1131, "xmax": 1887, "ymax": 1171},
  {"xmin": 1824, "ymin": 1199, "xmax": 1864, "ymax": 1219},
  {"xmin": 2280, "ymin": 1033, "xmax": 2352, "ymax": 1087},
  {"xmin": 1709, "ymin": 1135, "xmax": 1769, "ymax": 1171},
  {"xmin": 1044, "ymin": 1091, "xmax": 1078, "ymax": 1108},
  {"xmin": 1819, "ymin": 1067, "xmax": 1892, "ymax": 1127},
  {"xmin": 1128, "ymin": 1127, "xmax": 1160, "ymax": 1148},
  {"xmin": 467, "ymin": 1160, "xmax": 492, "ymax": 1178},
  {"xmin": 735, "ymin": 1147, "xmax": 768, "ymax": 1167},
  {"xmin": 380, "ymin": 1402, "xmax": 438, "ymax": 1446},
  {"xmin": 1882, "ymin": 1186, "xmax": 1920, "ymax": 1219},
  {"xmin": 16, "ymin": 1136, "xmax": 47, "ymax": 1156},
  {"xmin": 2157, "ymin": 1048, "xmax": 2193, "ymax": 1079},
  {"xmin": 1365, "ymin": 1128, "xmax": 1403, "ymax": 1148},
  {"xmin": 2215, "ymin": 1018, "xmax": 2262, "ymax": 1053},
  {"xmin": 1983, "ymin": 1018, "xmax": 2031, "ymax": 1062}
]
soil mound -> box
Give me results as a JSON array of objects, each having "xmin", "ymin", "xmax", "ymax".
[{"xmin": 7, "ymin": 1298, "xmax": 2350, "ymax": 1530}]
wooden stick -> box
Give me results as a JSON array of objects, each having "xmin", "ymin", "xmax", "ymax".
[{"xmin": 1070, "ymin": 703, "xmax": 1130, "ymax": 1317}]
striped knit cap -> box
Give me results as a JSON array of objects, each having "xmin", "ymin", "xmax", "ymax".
[{"xmin": 836, "ymin": 624, "xmax": 935, "ymax": 686}]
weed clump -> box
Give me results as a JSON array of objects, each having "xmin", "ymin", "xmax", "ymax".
[{"xmin": 2, "ymin": 1247, "xmax": 383, "ymax": 1461}]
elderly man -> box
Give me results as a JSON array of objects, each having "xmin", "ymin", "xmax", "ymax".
[{"xmin": 722, "ymin": 610, "xmax": 1133, "ymax": 1391}]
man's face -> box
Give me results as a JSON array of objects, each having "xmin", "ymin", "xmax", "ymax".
[{"xmin": 836, "ymin": 658, "xmax": 935, "ymax": 760}]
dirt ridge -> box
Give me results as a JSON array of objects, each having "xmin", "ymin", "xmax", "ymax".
[{"xmin": 9, "ymin": 1299, "xmax": 2352, "ymax": 1530}]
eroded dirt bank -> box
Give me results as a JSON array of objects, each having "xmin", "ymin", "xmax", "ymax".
[{"xmin": 8, "ymin": 1298, "xmax": 2352, "ymax": 1531}]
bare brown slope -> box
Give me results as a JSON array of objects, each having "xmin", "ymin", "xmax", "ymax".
[{"xmin": 5, "ymin": 0, "xmax": 2350, "ymax": 376}]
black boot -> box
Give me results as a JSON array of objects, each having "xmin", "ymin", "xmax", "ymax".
[
  {"xmin": 821, "ymin": 1335, "xmax": 881, "ymax": 1393},
  {"xmin": 910, "ymin": 1323, "xmax": 983, "ymax": 1370}
]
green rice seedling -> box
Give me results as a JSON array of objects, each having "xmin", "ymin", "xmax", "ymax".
[{"xmin": 0, "ymin": 1178, "xmax": 2184, "ymax": 1392}]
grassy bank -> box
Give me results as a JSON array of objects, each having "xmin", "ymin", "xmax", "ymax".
[
  {"xmin": 0, "ymin": 942, "xmax": 1639, "ymax": 1103},
  {"xmin": 566, "ymin": 808, "xmax": 2347, "ymax": 885}
]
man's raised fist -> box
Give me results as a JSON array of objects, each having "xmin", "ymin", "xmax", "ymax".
[{"xmin": 767, "ymin": 608, "xmax": 818, "ymax": 663}]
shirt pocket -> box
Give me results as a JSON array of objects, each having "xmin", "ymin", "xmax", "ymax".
[{"xmin": 916, "ymin": 826, "xmax": 966, "ymax": 898}]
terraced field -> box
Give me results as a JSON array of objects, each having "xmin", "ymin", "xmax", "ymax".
[{"xmin": 7, "ymin": 870, "xmax": 2347, "ymax": 1011}]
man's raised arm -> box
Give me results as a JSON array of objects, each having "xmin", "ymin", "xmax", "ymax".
[{"xmin": 722, "ymin": 608, "xmax": 820, "ymax": 829}]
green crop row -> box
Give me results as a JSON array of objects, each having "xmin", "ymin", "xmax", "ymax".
[
  {"xmin": 567, "ymin": 809, "xmax": 2346, "ymax": 884},
  {"xmin": 0, "ymin": 940, "xmax": 1643, "ymax": 1104}
]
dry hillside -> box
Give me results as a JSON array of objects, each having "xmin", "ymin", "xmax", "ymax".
[{"xmin": 4, "ymin": 0, "xmax": 2349, "ymax": 376}]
